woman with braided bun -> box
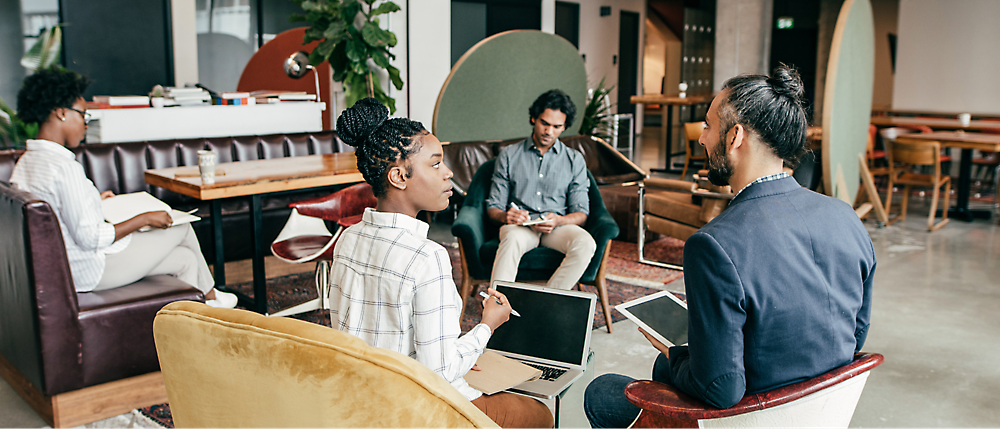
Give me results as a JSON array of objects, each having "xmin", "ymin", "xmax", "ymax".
[{"xmin": 327, "ymin": 98, "xmax": 553, "ymax": 428}]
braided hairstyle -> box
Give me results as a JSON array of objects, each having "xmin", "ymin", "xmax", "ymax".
[
  {"xmin": 17, "ymin": 66, "xmax": 91, "ymax": 124},
  {"xmin": 717, "ymin": 64, "xmax": 809, "ymax": 168},
  {"xmin": 337, "ymin": 98, "xmax": 428, "ymax": 198}
]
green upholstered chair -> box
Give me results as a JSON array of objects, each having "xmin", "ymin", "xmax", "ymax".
[{"xmin": 451, "ymin": 159, "xmax": 619, "ymax": 332}]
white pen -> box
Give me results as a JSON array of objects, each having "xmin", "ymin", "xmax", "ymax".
[
  {"xmin": 510, "ymin": 202, "xmax": 521, "ymax": 211},
  {"xmin": 480, "ymin": 291, "xmax": 521, "ymax": 317}
]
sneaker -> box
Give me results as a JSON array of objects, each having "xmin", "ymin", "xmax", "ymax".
[{"xmin": 205, "ymin": 289, "xmax": 238, "ymax": 308}]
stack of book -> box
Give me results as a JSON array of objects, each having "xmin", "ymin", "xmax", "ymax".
[
  {"xmin": 249, "ymin": 90, "xmax": 318, "ymax": 104},
  {"xmin": 164, "ymin": 87, "xmax": 211, "ymax": 106},
  {"xmin": 213, "ymin": 92, "xmax": 254, "ymax": 106},
  {"xmin": 90, "ymin": 95, "xmax": 150, "ymax": 109}
]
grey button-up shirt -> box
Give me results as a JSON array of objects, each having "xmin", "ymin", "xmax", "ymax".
[{"xmin": 487, "ymin": 138, "xmax": 590, "ymax": 218}]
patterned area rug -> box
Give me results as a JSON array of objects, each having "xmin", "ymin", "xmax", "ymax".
[{"xmin": 137, "ymin": 238, "xmax": 684, "ymax": 427}]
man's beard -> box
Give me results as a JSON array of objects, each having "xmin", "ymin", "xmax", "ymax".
[{"xmin": 706, "ymin": 141, "xmax": 734, "ymax": 187}]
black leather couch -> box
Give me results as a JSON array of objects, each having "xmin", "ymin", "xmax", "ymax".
[{"xmin": 0, "ymin": 131, "xmax": 352, "ymax": 262}]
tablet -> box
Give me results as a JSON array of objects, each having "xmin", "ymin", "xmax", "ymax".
[{"xmin": 615, "ymin": 290, "xmax": 688, "ymax": 347}]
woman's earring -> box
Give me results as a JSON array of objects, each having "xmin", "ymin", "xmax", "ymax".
[{"xmin": 59, "ymin": 116, "xmax": 66, "ymax": 122}]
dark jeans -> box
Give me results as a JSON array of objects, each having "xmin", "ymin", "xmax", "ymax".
[{"xmin": 584, "ymin": 353, "xmax": 672, "ymax": 428}]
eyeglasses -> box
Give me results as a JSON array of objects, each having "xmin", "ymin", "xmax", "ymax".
[{"xmin": 67, "ymin": 107, "xmax": 92, "ymax": 124}]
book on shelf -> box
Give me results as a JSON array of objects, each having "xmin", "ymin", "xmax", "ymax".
[
  {"xmin": 87, "ymin": 102, "xmax": 149, "ymax": 110},
  {"xmin": 213, "ymin": 97, "xmax": 255, "ymax": 106},
  {"xmin": 101, "ymin": 191, "xmax": 200, "ymax": 232},
  {"xmin": 92, "ymin": 95, "xmax": 150, "ymax": 106},
  {"xmin": 249, "ymin": 90, "xmax": 317, "ymax": 102},
  {"xmin": 219, "ymin": 91, "xmax": 251, "ymax": 99}
]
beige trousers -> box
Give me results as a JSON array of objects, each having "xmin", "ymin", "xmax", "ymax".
[
  {"xmin": 490, "ymin": 224, "xmax": 597, "ymax": 290},
  {"xmin": 95, "ymin": 223, "xmax": 214, "ymax": 293}
]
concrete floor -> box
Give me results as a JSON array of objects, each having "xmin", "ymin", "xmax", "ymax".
[{"xmin": 2, "ymin": 130, "xmax": 999, "ymax": 427}]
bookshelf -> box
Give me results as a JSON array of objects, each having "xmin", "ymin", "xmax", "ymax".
[{"xmin": 85, "ymin": 102, "xmax": 326, "ymax": 144}]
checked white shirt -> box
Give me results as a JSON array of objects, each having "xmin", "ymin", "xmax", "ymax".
[{"xmin": 328, "ymin": 208, "xmax": 492, "ymax": 401}]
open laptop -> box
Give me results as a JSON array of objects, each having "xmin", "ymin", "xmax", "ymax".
[{"xmin": 486, "ymin": 280, "xmax": 597, "ymax": 399}]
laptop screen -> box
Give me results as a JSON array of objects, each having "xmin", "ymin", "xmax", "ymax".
[{"xmin": 487, "ymin": 283, "xmax": 594, "ymax": 366}]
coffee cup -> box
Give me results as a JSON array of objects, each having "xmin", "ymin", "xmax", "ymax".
[
  {"xmin": 198, "ymin": 150, "xmax": 217, "ymax": 184},
  {"xmin": 958, "ymin": 113, "xmax": 971, "ymax": 127}
]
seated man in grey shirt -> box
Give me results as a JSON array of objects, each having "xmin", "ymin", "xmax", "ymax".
[{"xmin": 486, "ymin": 90, "xmax": 597, "ymax": 290}]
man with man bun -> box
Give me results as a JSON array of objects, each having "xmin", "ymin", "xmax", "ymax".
[{"xmin": 583, "ymin": 66, "xmax": 876, "ymax": 426}]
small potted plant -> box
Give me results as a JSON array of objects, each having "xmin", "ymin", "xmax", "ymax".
[{"xmin": 149, "ymin": 85, "xmax": 165, "ymax": 108}]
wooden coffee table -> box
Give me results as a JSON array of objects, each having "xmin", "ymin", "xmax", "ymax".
[{"xmin": 145, "ymin": 153, "xmax": 363, "ymax": 313}]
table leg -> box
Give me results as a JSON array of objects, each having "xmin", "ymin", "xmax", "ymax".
[
  {"xmin": 651, "ymin": 105, "xmax": 674, "ymax": 173},
  {"xmin": 211, "ymin": 200, "xmax": 226, "ymax": 287},
  {"xmin": 947, "ymin": 148, "xmax": 992, "ymax": 221},
  {"xmin": 554, "ymin": 394, "xmax": 560, "ymax": 428},
  {"xmin": 249, "ymin": 194, "xmax": 268, "ymax": 313}
]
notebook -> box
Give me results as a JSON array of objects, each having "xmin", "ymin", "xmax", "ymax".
[{"xmin": 486, "ymin": 280, "xmax": 597, "ymax": 399}]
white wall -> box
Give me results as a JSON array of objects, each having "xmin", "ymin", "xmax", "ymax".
[
  {"xmin": 397, "ymin": 0, "xmax": 645, "ymax": 127},
  {"xmin": 171, "ymin": 0, "xmax": 199, "ymax": 87},
  {"xmin": 892, "ymin": 0, "xmax": 1000, "ymax": 114}
]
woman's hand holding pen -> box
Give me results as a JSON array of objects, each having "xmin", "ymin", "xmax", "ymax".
[{"xmin": 480, "ymin": 288, "xmax": 512, "ymax": 332}]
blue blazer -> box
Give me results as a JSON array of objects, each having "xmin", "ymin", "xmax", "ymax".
[{"xmin": 661, "ymin": 176, "xmax": 876, "ymax": 408}]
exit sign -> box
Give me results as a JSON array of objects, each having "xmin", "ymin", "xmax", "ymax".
[{"xmin": 777, "ymin": 17, "xmax": 794, "ymax": 29}]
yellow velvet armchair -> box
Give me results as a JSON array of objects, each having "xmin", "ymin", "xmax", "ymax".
[{"xmin": 153, "ymin": 301, "xmax": 498, "ymax": 428}]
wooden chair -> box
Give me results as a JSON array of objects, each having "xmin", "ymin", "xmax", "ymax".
[
  {"xmin": 886, "ymin": 137, "xmax": 951, "ymax": 231},
  {"xmin": 638, "ymin": 171, "xmax": 733, "ymax": 270},
  {"xmin": 624, "ymin": 353, "xmax": 884, "ymax": 428},
  {"xmin": 269, "ymin": 183, "xmax": 377, "ymax": 317},
  {"xmin": 681, "ymin": 122, "xmax": 707, "ymax": 180}
]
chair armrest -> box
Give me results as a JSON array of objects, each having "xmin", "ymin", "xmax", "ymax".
[
  {"xmin": 451, "ymin": 204, "xmax": 487, "ymax": 277},
  {"xmin": 585, "ymin": 202, "xmax": 620, "ymax": 246},
  {"xmin": 624, "ymin": 353, "xmax": 885, "ymax": 420},
  {"xmin": 643, "ymin": 177, "xmax": 698, "ymax": 193}
]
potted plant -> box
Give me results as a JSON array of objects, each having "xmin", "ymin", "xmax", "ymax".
[
  {"xmin": 149, "ymin": 85, "xmax": 166, "ymax": 108},
  {"xmin": 1, "ymin": 25, "xmax": 62, "ymax": 149},
  {"xmin": 291, "ymin": 0, "xmax": 404, "ymax": 113},
  {"xmin": 578, "ymin": 78, "xmax": 616, "ymax": 141}
]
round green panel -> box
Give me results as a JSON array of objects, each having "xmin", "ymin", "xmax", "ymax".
[
  {"xmin": 433, "ymin": 30, "xmax": 588, "ymax": 143},
  {"xmin": 822, "ymin": 0, "xmax": 875, "ymax": 203}
]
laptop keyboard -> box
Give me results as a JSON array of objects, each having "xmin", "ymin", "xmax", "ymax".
[{"xmin": 521, "ymin": 362, "xmax": 568, "ymax": 381}]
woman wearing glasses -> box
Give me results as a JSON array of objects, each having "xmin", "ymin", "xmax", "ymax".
[{"xmin": 9, "ymin": 67, "xmax": 235, "ymax": 307}]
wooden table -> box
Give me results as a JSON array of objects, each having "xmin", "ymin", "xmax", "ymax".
[
  {"xmin": 145, "ymin": 153, "xmax": 363, "ymax": 313},
  {"xmin": 631, "ymin": 93, "xmax": 716, "ymax": 173},
  {"xmin": 870, "ymin": 116, "xmax": 1000, "ymax": 131},
  {"xmin": 897, "ymin": 131, "xmax": 1000, "ymax": 221}
]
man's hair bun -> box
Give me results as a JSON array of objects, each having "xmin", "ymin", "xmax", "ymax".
[
  {"xmin": 766, "ymin": 65, "xmax": 805, "ymax": 101},
  {"xmin": 336, "ymin": 97, "xmax": 389, "ymax": 148}
]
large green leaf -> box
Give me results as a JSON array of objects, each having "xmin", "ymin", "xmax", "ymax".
[
  {"xmin": 361, "ymin": 22, "xmax": 396, "ymax": 48},
  {"xmin": 370, "ymin": 50, "xmax": 390, "ymax": 69},
  {"xmin": 21, "ymin": 26, "xmax": 62, "ymax": 71},
  {"xmin": 323, "ymin": 21, "xmax": 347, "ymax": 43},
  {"xmin": 387, "ymin": 65, "xmax": 403, "ymax": 90},
  {"xmin": 370, "ymin": 2, "xmax": 401, "ymax": 17},
  {"xmin": 345, "ymin": 39, "xmax": 366, "ymax": 63}
]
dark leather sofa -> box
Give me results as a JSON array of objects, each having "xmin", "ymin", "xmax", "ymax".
[
  {"xmin": 0, "ymin": 131, "xmax": 352, "ymax": 262},
  {"xmin": 0, "ymin": 180, "xmax": 203, "ymax": 427}
]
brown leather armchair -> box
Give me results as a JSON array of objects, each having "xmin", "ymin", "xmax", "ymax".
[
  {"xmin": 625, "ymin": 353, "xmax": 884, "ymax": 428},
  {"xmin": 0, "ymin": 181, "xmax": 203, "ymax": 427},
  {"xmin": 638, "ymin": 172, "xmax": 733, "ymax": 269}
]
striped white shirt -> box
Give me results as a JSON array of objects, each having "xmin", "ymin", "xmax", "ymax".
[
  {"xmin": 9, "ymin": 139, "xmax": 129, "ymax": 292},
  {"xmin": 328, "ymin": 208, "xmax": 492, "ymax": 401}
]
